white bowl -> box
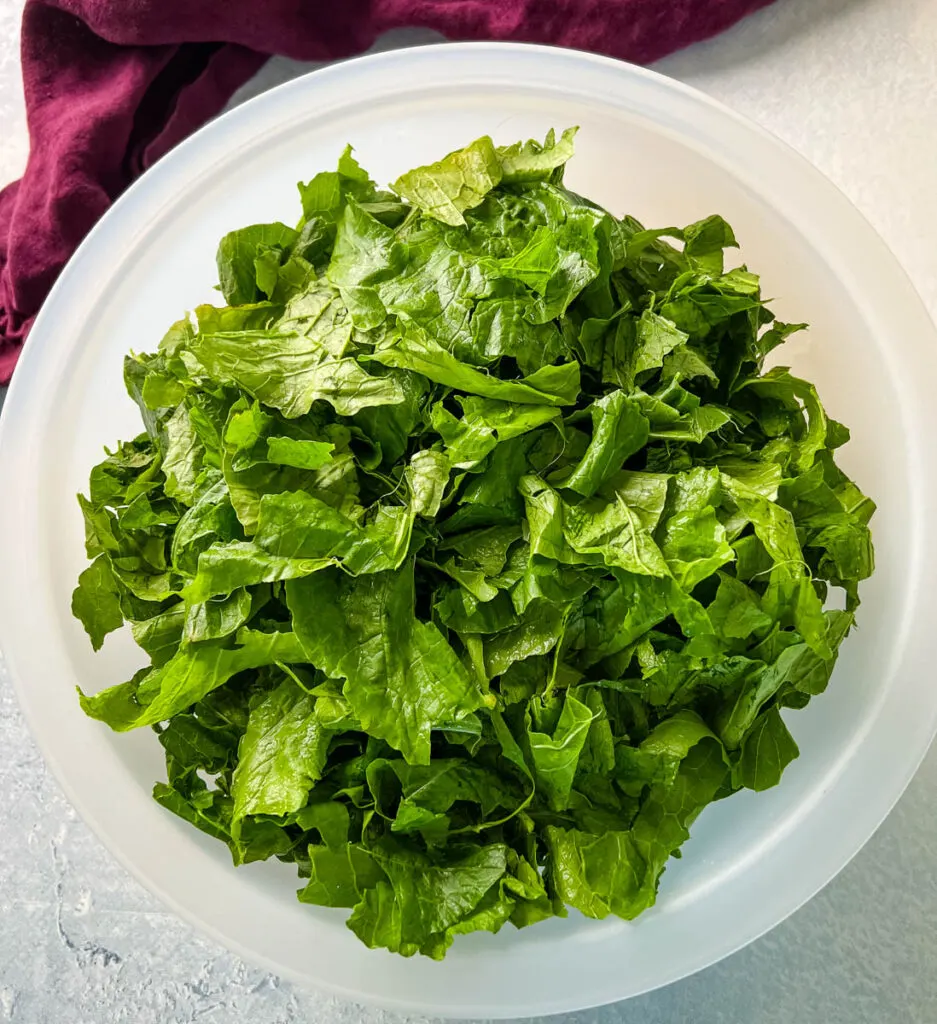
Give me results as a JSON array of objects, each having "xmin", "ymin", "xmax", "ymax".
[{"xmin": 1, "ymin": 42, "xmax": 936, "ymax": 1019}]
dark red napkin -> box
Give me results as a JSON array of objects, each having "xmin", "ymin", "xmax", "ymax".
[{"xmin": 0, "ymin": 0, "xmax": 775, "ymax": 383}]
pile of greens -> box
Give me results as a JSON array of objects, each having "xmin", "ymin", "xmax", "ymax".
[{"xmin": 72, "ymin": 129, "xmax": 874, "ymax": 958}]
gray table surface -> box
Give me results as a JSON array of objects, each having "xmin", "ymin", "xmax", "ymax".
[{"xmin": 2, "ymin": 0, "xmax": 937, "ymax": 1021}]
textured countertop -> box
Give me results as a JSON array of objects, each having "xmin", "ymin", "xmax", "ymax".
[{"xmin": 2, "ymin": 1, "xmax": 937, "ymax": 1021}]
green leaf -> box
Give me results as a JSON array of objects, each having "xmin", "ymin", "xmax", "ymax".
[
  {"xmin": 265, "ymin": 437, "xmax": 334, "ymax": 470},
  {"xmin": 224, "ymin": 402, "xmax": 272, "ymax": 452},
  {"xmin": 298, "ymin": 844, "xmax": 385, "ymax": 909},
  {"xmin": 657, "ymin": 467, "xmax": 734, "ymax": 589},
  {"xmin": 526, "ymin": 691, "xmax": 594, "ymax": 811},
  {"xmin": 161, "ymin": 403, "xmax": 205, "ymax": 506},
  {"xmin": 497, "ymin": 127, "xmax": 578, "ymax": 183},
  {"xmin": 157, "ymin": 712, "xmax": 234, "ymax": 774},
  {"xmin": 183, "ymin": 587, "xmax": 253, "ymax": 642},
  {"xmin": 707, "ymin": 573, "xmax": 772, "ymax": 639},
  {"xmin": 153, "ymin": 778, "xmax": 292, "ymax": 866},
  {"xmin": 580, "ymin": 573, "xmax": 707, "ymax": 666},
  {"xmin": 484, "ymin": 600, "xmax": 570, "ymax": 678},
  {"xmin": 296, "ymin": 800, "xmax": 351, "ymax": 849},
  {"xmin": 231, "ymin": 678, "xmax": 332, "ymax": 819},
  {"xmin": 432, "ymin": 396, "xmax": 559, "ymax": 470},
  {"xmin": 716, "ymin": 619, "xmax": 851, "ymax": 748},
  {"xmin": 141, "ymin": 371, "xmax": 186, "ymax": 410},
  {"xmin": 190, "ymin": 285, "xmax": 406, "ymax": 418},
  {"xmin": 634, "ymin": 309, "xmax": 689, "ymax": 376},
  {"xmin": 287, "ymin": 564, "xmax": 482, "ymax": 764},
  {"xmin": 71, "ymin": 555, "xmax": 124, "ymax": 651},
  {"xmin": 546, "ymin": 827, "xmax": 652, "ymax": 919},
  {"xmin": 563, "ymin": 391, "xmax": 650, "ymax": 497},
  {"xmin": 736, "ymin": 706, "xmax": 799, "ymax": 791},
  {"xmin": 192, "ymin": 331, "xmax": 405, "ymax": 419},
  {"xmin": 327, "ymin": 198, "xmax": 403, "ymax": 328},
  {"xmin": 683, "ymin": 214, "xmax": 738, "ymax": 275},
  {"xmin": 216, "ymin": 222, "xmax": 298, "ymax": 306},
  {"xmin": 368, "ymin": 325, "xmax": 580, "ymax": 407},
  {"xmin": 392, "ymin": 136, "xmax": 503, "ymax": 226},
  {"xmin": 253, "ymin": 491, "xmax": 413, "ymax": 575},
  {"xmin": 130, "ymin": 604, "xmax": 185, "ymax": 667},
  {"xmin": 630, "ymin": 735, "xmax": 728, "ymax": 876},
  {"xmin": 406, "ymin": 450, "xmax": 450, "ymax": 518},
  {"xmin": 348, "ymin": 840, "xmax": 508, "ymax": 954},
  {"xmin": 522, "ymin": 476, "xmax": 672, "ymax": 578},
  {"xmin": 742, "ymin": 368, "xmax": 828, "ymax": 472},
  {"xmin": 186, "ymin": 490, "xmax": 413, "ymax": 599},
  {"xmin": 722, "ymin": 473, "xmax": 805, "ymax": 570},
  {"xmin": 367, "ymin": 757, "xmax": 519, "ymax": 836},
  {"xmin": 79, "ymin": 629, "xmax": 307, "ymax": 731},
  {"xmin": 184, "ymin": 541, "xmax": 330, "ymax": 601}
]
